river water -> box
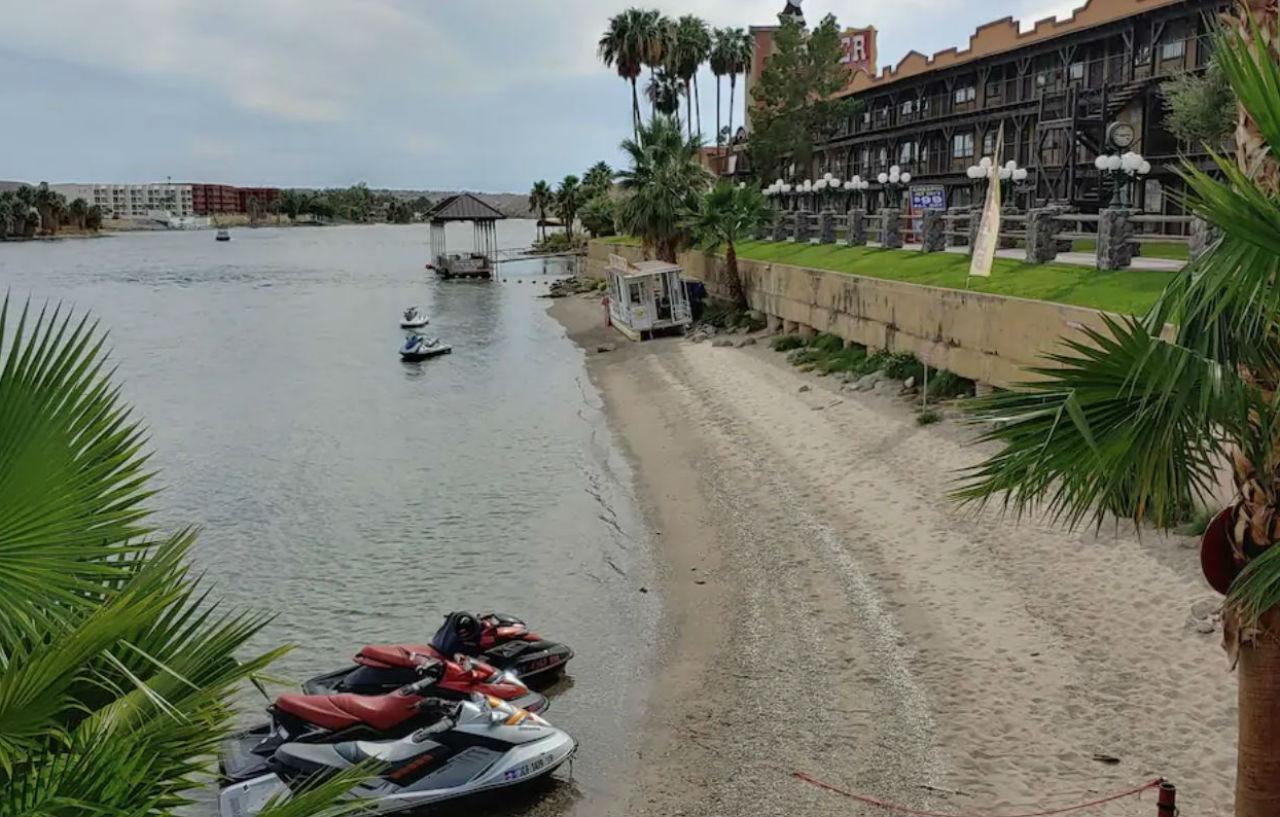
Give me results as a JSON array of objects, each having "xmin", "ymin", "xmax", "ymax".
[{"xmin": 0, "ymin": 222, "xmax": 654, "ymax": 815}]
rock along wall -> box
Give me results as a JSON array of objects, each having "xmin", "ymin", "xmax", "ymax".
[{"xmin": 588, "ymin": 240, "xmax": 1123, "ymax": 389}]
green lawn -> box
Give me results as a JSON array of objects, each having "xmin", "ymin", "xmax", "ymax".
[
  {"xmin": 733, "ymin": 241, "xmax": 1174, "ymax": 315},
  {"xmin": 1070, "ymin": 239, "xmax": 1190, "ymax": 261}
]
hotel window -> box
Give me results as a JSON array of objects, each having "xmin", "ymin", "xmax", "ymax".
[
  {"xmin": 899, "ymin": 141, "xmax": 914, "ymax": 165},
  {"xmin": 1161, "ymin": 37, "xmax": 1185, "ymax": 60},
  {"xmin": 952, "ymin": 132, "xmax": 974, "ymax": 159},
  {"xmin": 982, "ymin": 130, "xmax": 996, "ymax": 156},
  {"xmin": 954, "ymin": 85, "xmax": 976, "ymax": 104},
  {"xmin": 901, "ymin": 99, "xmax": 913, "ymax": 116},
  {"xmin": 1069, "ymin": 61, "xmax": 1085, "ymax": 81},
  {"xmin": 878, "ymin": 146, "xmax": 888, "ymax": 168}
]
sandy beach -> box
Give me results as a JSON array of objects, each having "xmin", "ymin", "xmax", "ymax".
[{"xmin": 549, "ymin": 292, "xmax": 1235, "ymax": 817}]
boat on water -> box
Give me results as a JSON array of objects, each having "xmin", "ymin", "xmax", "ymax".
[
  {"xmin": 215, "ymin": 229, "xmax": 231, "ymax": 242},
  {"xmin": 400, "ymin": 335, "xmax": 451, "ymax": 362},
  {"xmin": 400, "ymin": 307, "xmax": 430, "ymax": 329}
]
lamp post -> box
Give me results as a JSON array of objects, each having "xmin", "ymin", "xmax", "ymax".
[
  {"xmin": 843, "ymin": 175, "xmax": 871, "ymax": 209},
  {"xmin": 816, "ymin": 171, "xmax": 843, "ymax": 210},
  {"xmin": 1094, "ymin": 151, "xmax": 1151, "ymax": 208},
  {"xmin": 997, "ymin": 159, "xmax": 1030, "ymax": 208},
  {"xmin": 876, "ymin": 165, "xmax": 911, "ymax": 210}
]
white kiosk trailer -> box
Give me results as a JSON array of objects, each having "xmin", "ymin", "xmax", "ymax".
[{"xmin": 605, "ymin": 254, "xmax": 693, "ymax": 341}]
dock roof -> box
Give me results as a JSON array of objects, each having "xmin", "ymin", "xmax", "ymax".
[{"xmin": 426, "ymin": 192, "xmax": 507, "ymax": 222}]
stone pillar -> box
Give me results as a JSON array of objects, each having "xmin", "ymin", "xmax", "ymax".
[
  {"xmin": 819, "ymin": 209, "xmax": 836, "ymax": 244},
  {"xmin": 1096, "ymin": 208, "xmax": 1134, "ymax": 270},
  {"xmin": 1025, "ymin": 207, "xmax": 1061, "ymax": 264},
  {"xmin": 920, "ymin": 210, "xmax": 945, "ymax": 253},
  {"xmin": 998, "ymin": 205, "xmax": 1018, "ymax": 250},
  {"xmin": 756, "ymin": 216, "xmax": 773, "ymax": 241},
  {"xmin": 772, "ymin": 213, "xmax": 790, "ymax": 242},
  {"xmin": 783, "ymin": 319, "xmax": 798, "ymax": 334},
  {"xmin": 847, "ymin": 209, "xmax": 867, "ymax": 246},
  {"xmin": 1189, "ymin": 215, "xmax": 1220, "ymax": 260},
  {"xmin": 793, "ymin": 209, "xmax": 811, "ymax": 243},
  {"xmin": 967, "ymin": 205, "xmax": 982, "ymax": 253},
  {"xmin": 766, "ymin": 314, "xmax": 781, "ymax": 333},
  {"xmin": 797, "ymin": 324, "xmax": 816, "ymax": 339},
  {"xmin": 879, "ymin": 208, "xmax": 903, "ymax": 249}
]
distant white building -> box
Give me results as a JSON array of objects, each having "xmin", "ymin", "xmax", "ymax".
[{"xmin": 52, "ymin": 183, "xmax": 195, "ymax": 219}]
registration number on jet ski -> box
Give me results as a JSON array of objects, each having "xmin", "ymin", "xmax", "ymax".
[{"xmin": 503, "ymin": 753, "xmax": 552, "ymax": 781}]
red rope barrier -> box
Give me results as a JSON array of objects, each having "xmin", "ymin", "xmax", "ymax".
[{"xmin": 792, "ymin": 771, "xmax": 1164, "ymax": 817}]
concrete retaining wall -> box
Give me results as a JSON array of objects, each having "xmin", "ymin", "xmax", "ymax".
[{"xmin": 588, "ymin": 240, "xmax": 1120, "ymax": 389}]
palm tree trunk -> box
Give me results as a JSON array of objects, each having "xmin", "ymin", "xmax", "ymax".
[
  {"xmin": 1237, "ymin": 608, "xmax": 1280, "ymax": 816},
  {"xmin": 715, "ymin": 77, "xmax": 722, "ymax": 155},
  {"xmin": 726, "ymin": 243, "xmax": 747, "ymax": 310},
  {"xmin": 1234, "ymin": 3, "xmax": 1280, "ymax": 198},
  {"xmin": 727, "ymin": 75, "xmax": 737, "ymax": 161},
  {"xmin": 686, "ymin": 80, "xmax": 693, "ymax": 140},
  {"xmin": 630, "ymin": 77, "xmax": 641, "ymax": 139},
  {"xmin": 694, "ymin": 75, "xmax": 703, "ymax": 140}
]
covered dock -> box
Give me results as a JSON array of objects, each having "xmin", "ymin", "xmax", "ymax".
[{"xmin": 426, "ymin": 193, "xmax": 506, "ymax": 280}]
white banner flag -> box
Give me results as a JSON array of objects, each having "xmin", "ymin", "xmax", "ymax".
[{"xmin": 968, "ymin": 124, "xmax": 1004, "ymax": 279}]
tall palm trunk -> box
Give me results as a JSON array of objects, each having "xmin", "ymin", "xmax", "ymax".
[
  {"xmin": 694, "ymin": 75, "xmax": 703, "ymax": 140},
  {"xmin": 630, "ymin": 76, "xmax": 641, "ymax": 139},
  {"xmin": 685, "ymin": 80, "xmax": 693, "ymax": 140},
  {"xmin": 715, "ymin": 76, "xmax": 722, "ymax": 156},
  {"xmin": 725, "ymin": 242, "xmax": 747, "ymax": 310},
  {"xmin": 726, "ymin": 74, "xmax": 738, "ymax": 160},
  {"xmin": 1229, "ymin": 7, "xmax": 1280, "ymax": 816}
]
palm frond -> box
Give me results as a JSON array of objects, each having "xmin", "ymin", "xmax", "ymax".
[
  {"xmin": 0, "ymin": 296, "xmax": 156, "ymax": 650},
  {"xmin": 954, "ymin": 314, "xmax": 1270, "ymax": 529}
]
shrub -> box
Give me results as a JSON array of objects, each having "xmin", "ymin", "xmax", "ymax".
[
  {"xmin": 810, "ymin": 332, "xmax": 845, "ymax": 354},
  {"xmin": 917, "ymin": 409, "xmax": 942, "ymax": 426},
  {"xmin": 816, "ymin": 345, "xmax": 867, "ymax": 375},
  {"xmin": 927, "ymin": 369, "xmax": 975, "ymax": 400},
  {"xmin": 771, "ymin": 334, "xmax": 805, "ymax": 352},
  {"xmin": 883, "ymin": 352, "xmax": 925, "ymax": 381}
]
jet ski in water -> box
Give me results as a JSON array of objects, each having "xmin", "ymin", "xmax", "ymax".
[
  {"xmin": 399, "ymin": 335, "xmax": 451, "ymax": 361},
  {"xmin": 304, "ymin": 612, "xmax": 573, "ymax": 695},
  {"xmin": 221, "ymin": 657, "xmax": 546, "ymax": 784},
  {"xmin": 399, "ymin": 307, "xmax": 429, "ymax": 329},
  {"xmin": 219, "ymin": 695, "xmax": 576, "ymax": 817}
]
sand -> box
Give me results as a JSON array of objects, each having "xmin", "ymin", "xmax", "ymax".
[{"xmin": 548, "ymin": 293, "xmax": 1235, "ymax": 817}]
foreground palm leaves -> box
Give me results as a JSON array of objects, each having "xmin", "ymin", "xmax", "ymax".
[{"xmin": 0, "ymin": 295, "xmax": 368, "ymax": 816}]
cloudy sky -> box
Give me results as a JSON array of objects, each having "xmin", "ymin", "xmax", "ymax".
[{"xmin": 2, "ymin": 0, "xmax": 1079, "ymax": 192}]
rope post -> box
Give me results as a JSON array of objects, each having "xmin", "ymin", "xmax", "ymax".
[{"xmin": 1156, "ymin": 780, "xmax": 1176, "ymax": 817}]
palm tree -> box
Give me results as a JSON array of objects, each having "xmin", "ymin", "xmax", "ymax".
[
  {"xmin": 0, "ymin": 297, "xmax": 364, "ymax": 817},
  {"xmin": 723, "ymin": 28, "xmax": 754, "ymax": 159},
  {"xmin": 953, "ymin": 16, "xmax": 1280, "ymax": 817},
  {"xmin": 640, "ymin": 10, "xmax": 674, "ymax": 82},
  {"xmin": 599, "ymin": 9, "xmax": 649, "ymax": 137},
  {"xmin": 529, "ymin": 180, "xmax": 554, "ymax": 240},
  {"xmin": 32, "ymin": 182, "xmax": 60, "ymax": 235},
  {"xmin": 69, "ymin": 197, "xmax": 88, "ymax": 230},
  {"xmin": 671, "ymin": 16, "xmax": 712, "ymax": 140},
  {"xmin": 0, "ymin": 191, "xmax": 14, "ymax": 238},
  {"xmin": 645, "ymin": 69, "xmax": 685, "ymax": 120},
  {"xmin": 683, "ymin": 181, "xmax": 770, "ymax": 310},
  {"xmin": 710, "ymin": 28, "xmax": 731, "ymax": 150},
  {"xmin": 582, "ymin": 162, "xmax": 614, "ymax": 199},
  {"xmin": 554, "ymin": 175, "xmax": 582, "ymax": 240},
  {"xmin": 85, "ymin": 204, "xmax": 104, "ymax": 231},
  {"xmin": 617, "ymin": 114, "xmax": 713, "ymax": 263}
]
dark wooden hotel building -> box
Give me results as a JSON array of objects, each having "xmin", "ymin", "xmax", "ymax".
[{"xmin": 743, "ymin": 0, "xmax": 1226, "ymax": 214}]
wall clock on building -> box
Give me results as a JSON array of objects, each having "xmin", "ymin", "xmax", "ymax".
[{"xmin": 1107, "ymin": 121, "xmax": 1136, "ymax": 149}]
